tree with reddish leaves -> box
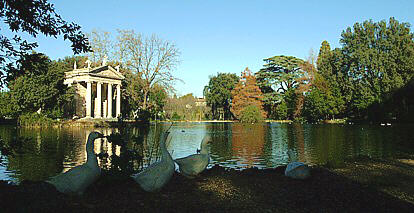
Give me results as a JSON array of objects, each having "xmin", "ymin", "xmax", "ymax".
[
  {"xmin": 231, "ymin": 67, "xmax": 266, "ymax": 121},
  {"xmin": 294, "ymin": 51, "xmax": 317, "ymax": 118}
]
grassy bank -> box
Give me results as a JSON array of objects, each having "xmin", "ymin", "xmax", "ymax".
[{"xmin": 1, "ymin": 157, "xmax": 413, "ymax": 212}]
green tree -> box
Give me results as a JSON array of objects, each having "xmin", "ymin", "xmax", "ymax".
[
  {"xmin": 0, "ymin": 91, "xmax": 17, "ymax": 118},
  {"xmin": 7, "ymin": 53, "xmax": 74, "ymax": 118},
  {"xmin": 148, "ymin": 84, "xmax": 168, "ymax": 119},
  {"xmin": 338, "ymin": 17, "xmax": 414, "ymax": 119},
  {"xmin": 256, "ymin": 55, "xmax": 305, "ymax": 118},
  {"xmin": 239, "ymin": 105, "xmax": 265, "ymax": 123},
  {"xmin": 316, "ymin": 41, "xmax": 332, "ymax": 77},
  {"xmin": 0, "ymin": 0, "xmax": 90, "ymax": 85},
  {"xmin": 303, "ymin": 41, "xmax": 345, "ymax": 121},
  {"xmin": 204, "ymin": 73, "xmax": 239, "ymax": 120}
]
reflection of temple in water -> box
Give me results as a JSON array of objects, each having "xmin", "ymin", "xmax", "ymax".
[{"xmin": 62, "ymin": 128, "xmax": 121, "ymax": 172}]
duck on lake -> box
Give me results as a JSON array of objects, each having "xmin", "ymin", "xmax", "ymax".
[
  {"xmin": 131, "ymin": 130, "xmax": 175, "ymax": 192},
  {"xmin": 46, "ymin": 131, "xmax": 105, "ymax": 195},
  {"xmin": 174, "ymin": 135, "xmax": 211, "ymax": 178}
]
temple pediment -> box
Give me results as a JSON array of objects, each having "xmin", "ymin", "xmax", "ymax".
[
  {"xmin": 65, "ymin": 65, "xmax": 125, "ymax": 80},
  {"xmin": 64, "ymin": 64, "xmax": 125, "ymax": 86},
  {"xmin": 89, "ymin": 65, "xmax": 125, "ymax": 80}
]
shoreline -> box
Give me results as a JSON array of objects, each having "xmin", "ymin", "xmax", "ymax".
[{"xmin": 1, "ymin": 157, "xmax": 413, "ymax": 212}]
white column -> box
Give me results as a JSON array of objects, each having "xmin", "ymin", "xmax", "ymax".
[
  {"xmin": 103, "ymin": 100, "xmax": 107, "ymax": 118},
  {"xmin": 86, "ymin": 81, "xmax": 92, "ymax": 118},
  {"xmin": 107, "ymin": 83, "xmax": 112, "ymax": 118},
  {"xmin": 96, "ymin": 82, "xmax": 102, "ymax": 118},
  {"xmin": 116, "ymin": 84, "xmax": 121, "ymax": 118}
]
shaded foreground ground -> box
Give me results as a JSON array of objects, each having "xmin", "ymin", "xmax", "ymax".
[{"xmin": 1, "ymin": 158, "xmax": 414, "ymax": 212}]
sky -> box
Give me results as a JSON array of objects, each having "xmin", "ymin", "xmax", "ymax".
[{"xmin": 9, "ymin": 0, "xmax": 414, "ymax": 97}]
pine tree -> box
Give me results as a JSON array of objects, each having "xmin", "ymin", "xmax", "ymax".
[{"xmin": 231, "ymin": 68, "xmax": 266, "ymax": 120}]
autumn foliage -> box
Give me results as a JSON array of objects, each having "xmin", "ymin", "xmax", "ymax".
[{"xmin": 231, "ymin": 68, "xmax": 266, "ymax": 121}]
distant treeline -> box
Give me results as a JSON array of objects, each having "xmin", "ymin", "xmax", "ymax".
[{"xmin": 204, "ymin": 18, "xmax": 414, "ymax": 123}]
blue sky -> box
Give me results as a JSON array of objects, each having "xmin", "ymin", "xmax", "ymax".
[{"xmin": 12, "ymin": 0, "xmax": 414, "ymax": 97}]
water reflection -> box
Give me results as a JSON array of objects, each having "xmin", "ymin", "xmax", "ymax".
[
  {"xmin": 231, "ymin": 124, "xmax": 266, "ymax": 168},
  {"xmin": 0, "ymin": 123, "xmax": 413, "ymax": 182}
]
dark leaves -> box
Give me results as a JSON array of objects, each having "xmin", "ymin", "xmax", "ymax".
[{"xmin": 0, "ymin": 0, "xmax": 91, "ymax": 85}]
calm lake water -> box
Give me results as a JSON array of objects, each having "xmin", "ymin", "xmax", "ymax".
[{"xmin": 0, "ymin": 122, "xmax": 413, "ymax": 183}]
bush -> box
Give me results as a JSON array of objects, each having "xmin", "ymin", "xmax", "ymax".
[
  {"xmin": 18, "ymin": 112, "xmax": 57, "ymax": 126},
  {"xmin": 239, "ymin": 105, "xmax": 265, "ymax": 123},
  {"xmin": 171, "ymin": 112, "xmax": 181, "ymax": 121},
  {"xmin": 272, "ymin": 101, "xmax": 288, "ymax": 120},
  {"xmin": 0, "ymin": 92, "xmax": 18, "ymax": 119},
  {"xmin": 134, "ymin": 109, "xmax": 151, "ymax": 123}
]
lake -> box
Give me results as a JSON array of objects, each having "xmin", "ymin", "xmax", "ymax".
[{"xmin": 0, "ymin": 122, "xmax": 413, "ymax": 183}]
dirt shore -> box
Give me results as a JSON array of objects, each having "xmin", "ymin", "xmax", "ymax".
[{"xmin": 1, "ymin": 158, "xmax": 413, "ymax": 212}]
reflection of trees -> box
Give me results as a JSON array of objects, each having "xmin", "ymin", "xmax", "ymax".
[
  {"xmin": 208, "ymin": 123, "xmax": 233, "ymax": 162},
  {"xmin": 308, "ymin": 124, "xmax": 347, "ymax": 167},
  {"xmin": 5, "ymin": 127, "xmax": 66, "ymax": 182},
  {"xmin": 292, "ymin": 123, "xmax": 308, "ymax": 162},
  {"xmin": 2, "ymin": 123, "xmax": 414, "ymax": 182},
  {"xmin": 263, "ymin": 123, "xmax": 290, "ymax": 167},
  {"xmin": 231, "ymin": 123, "xmax": 266, "ymax": 168}
]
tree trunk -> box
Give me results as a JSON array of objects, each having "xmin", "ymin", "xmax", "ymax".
[{"xmin": 143, "ymin": 89, "xmax": 149, "ymax": 110}]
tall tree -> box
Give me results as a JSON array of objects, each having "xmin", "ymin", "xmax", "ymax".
[
  {"xmin": 116, "ymin": 30, "xmax": 180, "ymax": 110},
  {"xmin": 0, "ymin": 0, "xmax": 90, "ymax": 85},
  {"xmin": 86, "ymin": 30, "xmax": 114, "ymax": 65},
  {"xmin": 204, "ymin": 73, "xmax": 239, "ymax": 120},
  {"xmin": 303, "ymin": 41, "xmax": 345, "ymax": 121},
  {"xmin": 295, "ymin": 51, "xmax": 317, "ymax": 118},
  {"xmin": 339, "ymin": 17, "xmax": 414, "ymax": 119},
  {"xmin": 256, "ymin": 55, "xmax": 305, "ymax": 118},
  {"xmin": 231, "ymin": 68, "xmax": 266, "ymax": 120},
  {"xmin": 316, "ymin": 41, "xmax": 332, "ymax": 76}
]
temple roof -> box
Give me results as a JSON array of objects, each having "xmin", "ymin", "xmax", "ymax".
[{"xmin": 65, "ymin": 65, "xmax": 125, "ymax": 80}]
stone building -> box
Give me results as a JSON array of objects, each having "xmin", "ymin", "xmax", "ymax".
[{"xmin": 63, "ymin": 61, "xmax": 125, "ymax": 119}]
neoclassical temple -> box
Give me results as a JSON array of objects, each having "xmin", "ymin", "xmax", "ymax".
[{"xmin": 64, "ymin": 61, "xmax": 125, "ymax": 119}]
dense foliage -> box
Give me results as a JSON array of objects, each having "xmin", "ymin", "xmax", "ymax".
[
  {"xmin": 0, "ymin": 54, "xmax": 89, "ymax": 121},
  {"xmin": 5, "ymin": 53, "xmax": 75, "ymax": 118},
  {"xmin": 255, "ymin": 55, "xmax": 305, "ymax": 119},
  {"xmin": 303, "ymin": 18, "xmax": 414, "ymax": 122},
  {"xmin": 204, "ymin": 73, "xmax": 239, "ymax": 120},
  {"xmin": 239, "ymin": 105, "xmax": 265, "ymax": 123},
  {"xmin": 231, "ymin": 68, "xmax": 266, "ymax": 121}
]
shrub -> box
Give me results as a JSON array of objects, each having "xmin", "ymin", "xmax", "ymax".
[
  {"xmin": 18, "ymin": 112, "xmax": 57, "ymax": 126},
  {"xmin": 272, "ymin": 101, "xmax": 288, "ymax": 120},
  {"xmin": 134, "ymin": 109, "xmax": 151, "ymax": 123},
  {"xmin": 171, "ymin": 112, "xmax": 181, "ymax": 121},
  {"xmin": 239, "ymin": 105, "xmax": 265, "ymax": 123}
]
